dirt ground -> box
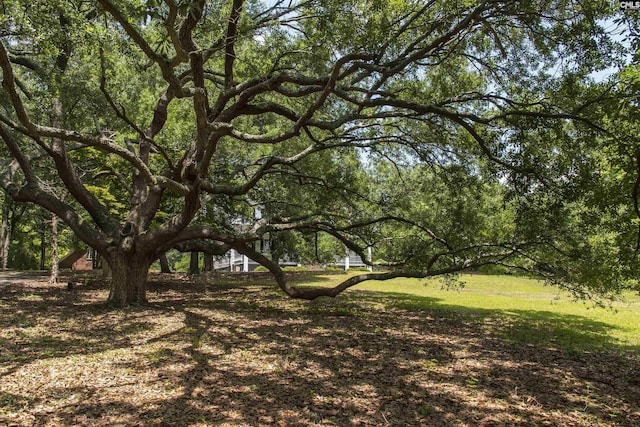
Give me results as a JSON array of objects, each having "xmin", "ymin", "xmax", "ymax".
[{"xmin": 0, "ymin": 270, "xmax": 639, "ymax": 426}]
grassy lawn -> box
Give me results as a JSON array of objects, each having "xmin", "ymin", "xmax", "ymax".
[
  {"xmin": 363, "ymin": 274, "xmax": 640, "ymax": 351},
  {"xmin": 1, "ymin": 270, "xmax": 639, "ymax": 426},
  {"xmin": 297, "ymin": 272, "xmax": 640, "ymax": 354}
]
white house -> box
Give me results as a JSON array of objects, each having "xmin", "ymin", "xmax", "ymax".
[
  {"xmin": 213, "ymin": 243, "xmax": 373, "ymax": 272},
  {"xmin": 212, "ymin": 208, "xmax": 373, "ymax": 272}
]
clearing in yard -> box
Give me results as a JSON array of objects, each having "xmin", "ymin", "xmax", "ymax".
[{"xmin": 0, "ymin": 270, "xmax": 638, "ymax": 426}]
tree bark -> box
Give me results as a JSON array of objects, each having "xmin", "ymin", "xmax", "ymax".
[
  {"xmin": 106, "ymin": 252, "xmax": 151, "ymax": 306},
  {"xmin": 0, "ymin": 197, "xmax": 10, "ymax": 270},
  {"xmin": 203, "ymin": 253, "xmax": 213, "ymax": 272},
  {"xmin": 49, "ymin": 212, "xmax": 59, "ymax": 284},
  {"xmin": 159, "ymin": 253, "xmax": 171, "ymax": 273},
  {"xmin": 39, "ymin": 218, "xmax": 46, "ymax": 270},
  {"xmin": 102, "ymin": 258, "xmax": 112, "ymax": 278},
  {"xmin": 189, "ymin": 251, "xmax": 200, "ymax": 275}
]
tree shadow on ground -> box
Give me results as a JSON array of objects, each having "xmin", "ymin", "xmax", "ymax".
[
  {"xmin": 350, "ymin": 290, "xmax": 640, "ymax": 354},
  {"xmin": 0, "ymin": 272, "xmax": 639, "ymax": 426}
]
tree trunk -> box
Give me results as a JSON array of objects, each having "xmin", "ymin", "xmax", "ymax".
[
  {"xmin": 106, "ymin": 253, "xmax": 151, "ymax": 306},
  {"xmin": 0, "ymin": 197, "xmax": 10, "ymax": 270},
  {"xmin": 39, "ymin": 220, "xmax": 46, "ymax": 270},
  {"xmin": 189, "ymin": 251, "xmax": 200, "ymax": 275},
  {"xmin": 159, "ymin": 253, "xmax": 171, "ymax": 273},
  {"xmin": 49, "ymin": 213, "xmax": 59, "ymax": 284},
  {"xmin": 102, "ymin": 258, "xmax": 112, "ymax": 279},
  {"xmin": 203, "ymin": 253, "xmax": 213, "ymax": 272}
]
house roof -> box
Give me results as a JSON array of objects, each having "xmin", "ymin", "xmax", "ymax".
[{"xmin": 59, "ymin": 249, "xmax": 87, "ymax": 269}]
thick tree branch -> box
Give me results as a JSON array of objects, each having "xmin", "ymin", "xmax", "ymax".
[
  {"xmin": 7, "ymin": 54, "xmax": 46, "ymax": 78},
  {"xmin": 0, "ymin": 125, "xmax": 36, "ymax": 183},
  {"xmin": 97, "ymin": 0, "xmax": 186, "ymax": 96},
  {"xmin": 33, "ymin": 125, "xmax": 158, "ymax": 183},
  {"xmin": 48, "ymin": 96, "xmax": 121, "ymax": 234},
  {"xmin": 0, "ymin": 41, "xmax": 36, "ymax": 133},
  {"xmin": 164, "ymin": 0, "xmax": 187, "ymax": 62},
  {"xmin": 7, "ymin": 181, "xmax": 108, "ymax": 251},
  {"xmin": 99, "ymin": 48, "xmax": 175, "ymax": 170},
  {"xmin": 224, "ymin": 0, "xmax": 244, "ymax": 87}
]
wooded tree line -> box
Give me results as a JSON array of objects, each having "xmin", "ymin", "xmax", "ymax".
[{"xmin": 1, "ymin": 0, "xmax": 639, "ymax": 305}]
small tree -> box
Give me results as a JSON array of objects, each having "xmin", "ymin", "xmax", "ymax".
[
  {"xmin": 0, "ymin": 191, "xmax": 11, "ymax": 270},
  {"xmin": 49, "ymin": 212, "xmax": 59, "ymax": 283}
]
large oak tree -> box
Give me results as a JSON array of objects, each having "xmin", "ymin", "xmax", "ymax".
[{"xmin": 0, "ymin": 0, "xmax": 633, "ymax": 305}]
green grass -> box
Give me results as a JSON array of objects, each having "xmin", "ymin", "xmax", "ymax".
[{"xmin": 293, "ymin": 273, "xmax": 640, "ymax": 354}]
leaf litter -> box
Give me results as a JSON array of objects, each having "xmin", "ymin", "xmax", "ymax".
[{"xmin": 0, "ymin": 271, "xmax": 638, "ymax": 426}]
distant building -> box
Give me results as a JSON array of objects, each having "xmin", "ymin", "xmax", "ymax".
[
  {"xmin": 212, "ymin": 239, "xmax": 298, "ymax": 272},
  {"xmin": 59, "ymin": 248, "xmax": 100, "ymax": 270},
  {"xmin": 213, "ymin": 241, "xmax": 372, "ymax": 272},
  {"xmin": 212, "ymin": 209, "xmax": 373, "ymax": 272},
  {"xmin": 333, "ymin": 248, "xmax": 372, "ymax": 271}
]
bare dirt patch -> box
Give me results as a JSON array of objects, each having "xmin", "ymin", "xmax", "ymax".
[{"xmin": 0, "ymin": 271, "xmax": 638, "ymax": 426}]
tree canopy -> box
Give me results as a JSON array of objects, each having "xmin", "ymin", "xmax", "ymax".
[{"xmin": 0, "ymin": 0, "xmax": 636, "ymax": 305}]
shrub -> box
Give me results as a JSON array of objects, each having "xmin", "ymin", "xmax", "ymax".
[{"xmin": 283, "ymin": 265, "xmax": 310, "ymax": 272}]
